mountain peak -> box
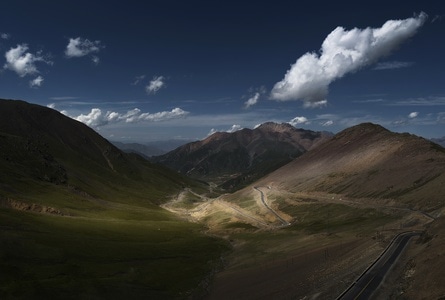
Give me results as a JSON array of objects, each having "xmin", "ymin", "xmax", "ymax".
[{"xmin": 257, "ymin": 122, "xmax": 295, "ymax": 132}]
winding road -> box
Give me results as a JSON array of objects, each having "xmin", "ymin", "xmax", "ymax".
[
  {"xmin": 337, "ymin": 231, "xmax": 420, "ymax": 300},
  {"xmin": 254, "ymin": 187, "xmax": 290, "ymax": 226}
]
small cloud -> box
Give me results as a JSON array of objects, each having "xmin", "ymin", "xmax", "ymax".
[
  {"xmin": 146, "ymin": 76, "xmax": 165, "ymax": 94},
  {"xmin": 373, "ymin": 61, "xmax": 414, "ymax": 70},
  {"xmin": 207, "ymin": 128, "xmax": 218, "ymax": 136},
  {"xmin": 304, "ymin": 99, "xmax": 327, "ymax": 108},
  {"xmin": 321, "ymin": 120, "xmax": 334, "ymax": 126},
  {"xmin": 207, "ymin": 124, "xmax": 242, "ymax": 136},
  {"xmin": 91, "ymin": 55, "xmax": 100, "ymax": 65},
  {"xmin": 65, "ymin": 37, "xmax": 103, "ymax": 64},
  {"xmin": 244, "ymin": 86, "xmax": 266, "ymax": 108},
  {"xmin": 288, "ymin": 116, "xmax": 310, "ymax": 126},
  {"xmin": 270, "ymin": 12, "xmax": 427, "ymax": 107},
  {"xmin": 47, "ymin": 103, "xmax": 56, "ymax": 109},
  {"xmin": 132, "ymin": 74, "xmax": 146, "ymax": 85},
  {"xmin": 29, "ymin": 75, "xmax": 44, "ymax": 88},
  {"xmin": 227, "ymin": 124, "xmax": 242, "ymax": 133},
  {"xmin": 432, "ymin": 15, "xmax": 444, "ymax": 23},
  {"xmin": 408, "ymin": 111, "xmax": 419, "ymax": 118},
  {"xmin": 4, "ymin": 44, "xmax": 52, "ymax": 77},
  {"xmin": 1, "ymin": 33, "xmax": 10, "ymax": 39},
  {"xmin": 245, "ymin": 92, "xmax": 261, "ymax": 109}
]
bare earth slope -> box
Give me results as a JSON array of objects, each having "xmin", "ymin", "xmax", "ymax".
[
  {"xmin": 204, "ymin": 123, "xmax": 445, "ymax": 299},
  {"xmin": 257, "ymin": 122, "xmax": 445, "ymax": 212}
]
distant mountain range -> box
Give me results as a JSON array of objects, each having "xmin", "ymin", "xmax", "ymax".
[
  {"xmin": 112, "ymin": 139, "xmax": 195, "ymax": 158},
  {"xmin": 431, "ymin": 137, "xmax": 445, "ymax": 148},
  {"xmin": 152, "ymin": 122, "xmax": 333, "ymax": 191}
]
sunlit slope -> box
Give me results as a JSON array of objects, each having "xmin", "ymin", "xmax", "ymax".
[{"xmin": 256, "ymin": 123, "xmax": 445, "ymax": 210}]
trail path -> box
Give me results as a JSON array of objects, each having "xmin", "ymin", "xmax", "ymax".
[{"xmin": 254, "ymin": 186, "xmax": 290, "ymax": 226}]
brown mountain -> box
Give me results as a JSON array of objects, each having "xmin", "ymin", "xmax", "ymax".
[
  {"xmin": 152, "ymin": 122, "xmax": 332, "ymax": 190},
  {"xmin": 256, "ymin": 122, "xmax": 445, "ymax": 210}
]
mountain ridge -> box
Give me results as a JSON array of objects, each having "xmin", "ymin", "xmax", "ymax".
[
  {"xmin": 255, "ymin": 122, "xmax": 445, "ymax": 210},
  {"xmin": 0, "ymin": 99, "xmax": 200, "ymax": 204},
  {"xmin": 152, "ymin": 121, "xmax": 333, "ymax": 190}
]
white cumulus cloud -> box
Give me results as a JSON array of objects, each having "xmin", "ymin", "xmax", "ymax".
[
  {"xmin": 146, "ymin": 76, "xmax": 165, "ymax": 94},
  {"xmin": 270, "ymin": 12, "xmax": 427, "ymax": 107},
  {"xmin": 70, "ymin": 107, "xmax": 189, "ymax": 128},
  {"xmin": 4, "ymin": 44, "xmax": 51, "ymax": 77},
  {"xmin": 288, "ymin": 116, "xmax": 310, "ymax": 126},
  {"xmin": 65, "ymin": 37, "xmax": 103, "ymax": 64}
]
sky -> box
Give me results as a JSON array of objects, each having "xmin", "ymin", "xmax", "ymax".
[{"xmin": 0, "ymin": 0, "xmax": 444, "ymax": 143}]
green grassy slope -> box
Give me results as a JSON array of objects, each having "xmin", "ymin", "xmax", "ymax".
[{"xmin": 0, "ymin": 99, "xmax": 227, "ymax": 298}]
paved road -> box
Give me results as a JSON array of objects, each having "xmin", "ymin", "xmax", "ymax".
[
  {"xmin": 337, "ymin": 231, "xmax": 420, "ymax": 300},
  {"xmin": 254, "ymin": 187, "xmax": 290, "ymax": 226}
]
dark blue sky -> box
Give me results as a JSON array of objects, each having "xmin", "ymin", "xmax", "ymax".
[{"xmin": 1, "ymin": 1, "xmax": 444, "ymax": 142}]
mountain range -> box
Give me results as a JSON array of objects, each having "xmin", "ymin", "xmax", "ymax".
[{"xmin": 152, "ymin": 122, "xmax": 333, "ymax": 191}]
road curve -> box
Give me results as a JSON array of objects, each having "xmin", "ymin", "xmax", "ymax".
[
  {"xmin": 254, "ymin": 187, "xmax": 290, "ymax": 226},
  {"xmin": 337, "ymin": 231, "xmax": 420, "ymax": 300}
]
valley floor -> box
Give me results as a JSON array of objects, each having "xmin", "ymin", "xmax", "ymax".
[{"xmin": 163, "ymin": 186, "xmax": 442, "ymax": 299}]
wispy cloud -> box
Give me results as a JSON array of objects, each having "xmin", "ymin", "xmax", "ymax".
[
  {"xmin": 132, "ymin": 74, "xmax": 146, "ymax": 85},
  {"xmin": 352, "ymin": 98, "xmax": 385, "ymax": 103},
  {"xmin": 388, "ymin": 96, "xmax": 445, "ymax": 106},
  {"xmin": 270, "ymin": 12, "xmax": 427, "ymax": 107},
  {"xmin": 321, "ymin": 120, "xmax": 334, "ymax": 126},
  {"xmin": 66, "ymin": 107, "xmax": 189, "ymax": 128},
  {"xmin": 244, "ymin": 86, "xmax": 266, "ymax": 108},
  {"xmin": 1, "ymin": 32, "xmax": 10, "ymax": 39},
  {"xmin": 65, "ymin": 37, "xmax": 104, "ymax": 65},
  {"xmin": 3, "ymin": 44, "xmax": 52, "ymax": 77},
  {"xmin": 29, "ymin": 75, "xmax": 44, "ymax": 88},
  {"xmin": 146, "ymin": 76, "xmax": 165, "ymax": 94},
  {"xmin": 49, "ymin": 96, "xmax": 80, "ymax": 101},
  {"xmin": 373, "ymin": 61, "xmax": 414, "ymax": 70}
]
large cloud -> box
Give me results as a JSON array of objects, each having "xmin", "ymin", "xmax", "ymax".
[
  {"xmin": 270, "ymin": 12, "xmax": 427, "ymax": 107},
  {"xmin": 4, "ymin": 44, "xmax": 51, "ymax": 77},
  {"xmin": 68, "ymin": 107, "xmax": 189, "ymax": 128}
]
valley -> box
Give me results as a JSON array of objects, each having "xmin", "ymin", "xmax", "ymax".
[
  {"xmin": 163, "ymin": 185, "xmax": 435, "ymax": 299},
  {"xmin": 1, "ymin": 100, "xmax": 445, "ymax": 299}
]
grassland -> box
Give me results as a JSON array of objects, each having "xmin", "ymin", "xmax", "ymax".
[{"xmin": 0, "ymin": 199, "xmax": 228, "ymax": 299}]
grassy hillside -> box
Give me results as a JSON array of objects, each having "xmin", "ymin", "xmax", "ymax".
[{"xmin": 0, "ymin": 99, "xmax": 227, "ymax": 298}]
